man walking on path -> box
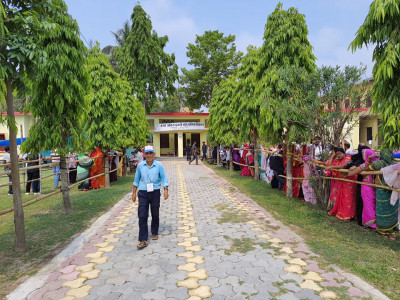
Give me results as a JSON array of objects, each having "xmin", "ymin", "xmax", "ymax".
[
  {"xmin": 132, "ymin": 145, "xmax": 169, "ymax": 249},
  {"xmin": 201, "ymin": 141, "xmax": 207, "ymax": 161},
  {"xmin": 189, "ymin": 141, "xmax": 198, "ymax": 165},
  {"xmin": 185, "ymin": 144, "xmax": 191, "ymax": 161}
]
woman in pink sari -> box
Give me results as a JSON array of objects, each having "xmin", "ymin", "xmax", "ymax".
[{"xmin": 348, "ymin": 149, "xmax": 379, "ymax": 229}]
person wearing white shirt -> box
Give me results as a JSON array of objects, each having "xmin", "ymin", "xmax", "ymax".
[{"xmin": 3, "ymin": 146, "xmax": 12, "ymax": 195}]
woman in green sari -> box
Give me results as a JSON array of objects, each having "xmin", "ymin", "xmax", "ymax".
[{"xmin": 368, "ymin": 149, "xmax": 399, "ymax": 240}]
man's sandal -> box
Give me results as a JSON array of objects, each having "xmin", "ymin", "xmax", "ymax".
[
  {"xmin": 137, "ymin": 241, "xmax": 148, "ymax": 249},
  {"xmin": 152, "ymin": 235, "xmax": 159, "ymax": 240}
]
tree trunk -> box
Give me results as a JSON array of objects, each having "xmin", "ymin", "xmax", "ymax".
[
  {"xmin": 253, "ymin": 132, "xmax": 259, "ymax": 181},
  {"xmin": 60, "ymin": 154, "xmax": 72, "ymax": 213},
  {"xmin": 217, "ymin": 144, "xmax": 220, "ymax": 166},
  {"xmin": 285, "ymin": 128, "xmax": 293, "ymax": 198},
  {"xmin": 104, "ymin": 156, "xmax": 110, "ymax": 188},
  {"xmin": 229, "ymin": 149, "xmax": 233, "ymax": 172},
  {"xmin": 122, "ymin": 148, "xmax": 127, "ymax": 177},
  {"xmin": 6, "ymin": 80, "xmax": 26, "ymax": 251}
]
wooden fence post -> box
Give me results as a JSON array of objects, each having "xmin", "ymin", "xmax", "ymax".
[
  {"xmin": 217, "ymin": 144, "xmax": 220, "ymax": 166},
  {"xmin": 104, "ymin": 156, "xmax": 110, "ymax": 188}
]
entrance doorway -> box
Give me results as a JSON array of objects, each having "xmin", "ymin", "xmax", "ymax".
[{"xmin": 174, "ymin": 133, "xmax": 187, "ymax": 156}]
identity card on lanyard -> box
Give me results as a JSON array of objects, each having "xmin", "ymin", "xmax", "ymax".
[{"xmin": 146, "ymin": 167, "xmax": 154, "ymax": 192}]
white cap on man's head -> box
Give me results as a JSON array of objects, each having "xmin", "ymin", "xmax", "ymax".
[{"xmin": 144, "ymin": 145, "xmax": 155, "ymax": 153}]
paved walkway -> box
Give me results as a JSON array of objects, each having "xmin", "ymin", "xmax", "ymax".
[{"xmin": 8, "ymin": 161, "xmax": 388, "ymax": 300}]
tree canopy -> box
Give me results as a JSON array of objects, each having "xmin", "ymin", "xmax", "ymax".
[
  {"xmin": 85, "ymin": 46, "xmax": 148, "ymax": 152},
  {"xmin": 180, "ymin": 30, "xmax": 243, "ymax": 110},
  {"xmin": 1, "ymin": 0, "xmax": 63, "ymax": 250},
  {"xmin": 115, "ymin": 4, "xmax": 178, "ymax": 113},
  {"xmin": 22, "ymin": 0, "xmax": 89, "ymax": 155},
  {"xmin": 208, "ymin": 75, "xmax": 240, "ymax": 145},
  {"xmin": 350, "ymin": 0, "xmax": 400, "ymax": 149},
  {"xmin": 258, "ymin": 3, "xmax": 316, "ymax": 143}
]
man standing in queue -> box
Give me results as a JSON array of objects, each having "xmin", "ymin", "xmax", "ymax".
[{"xmin": 132, "ymin": 145, "xmax": 169, "ymax": 249}]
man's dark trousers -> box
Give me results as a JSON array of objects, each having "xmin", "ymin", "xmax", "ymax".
[
  {"xmin": 189, "ymin": 153, "xmax": 198, "ymax": 165},
  {"xmin": 138, "ymin": 189, "xmax": 160, "ymax": 241}
]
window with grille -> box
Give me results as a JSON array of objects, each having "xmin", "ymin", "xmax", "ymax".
[{"xmin": 367, "ymin": 127, "xmax": 373, "ymax": 141}]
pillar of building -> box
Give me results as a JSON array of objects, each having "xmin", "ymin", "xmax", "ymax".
[
  {"xmin": 178, "ymin": 132, "xmax": 184, "ymax": 158},
  {"xmin": 153, "ymin": 133, "xmax": 161, "ymax": 158}
]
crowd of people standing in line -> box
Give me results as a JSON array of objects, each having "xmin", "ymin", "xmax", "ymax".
[
  {"xmin": 216, "ymin": 138, "xmax": 400, "ymax": 240},
  {"xmin": 2, "ymin": 147, "xmax": 126, "ymax": 196}
]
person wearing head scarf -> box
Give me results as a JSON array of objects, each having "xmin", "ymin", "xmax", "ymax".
[
  {"xmin": 327, "ymin": 147, "xmax": 357, "ymax": 221},
  {"xmin": 348, "ymin": 149, "xmax": 379, "ymax": 230},
  {"xmin": 259, "ymin": 145, "xmax": 268, "ymax": 182},
  {"xmin": 283, "ymin": 144, "xmax": 301, "ymax": 198},
  {"xmin": 368, "ymin": 149, "xmax": 399, "ymax": 239},
  {"xmin": 299, "ymin": 145, "xmax": 317, "ymax": 205},
  {"xmin": 240, "ymin": 143, "xmax": 252, "ymax": 177},
  {"xmin": 232, "ymin": 144, "xmax": 241, "ymax": 171},
  {"xmin": 347, "ymin": 144, "xmax": 371, "ymax": 225}
]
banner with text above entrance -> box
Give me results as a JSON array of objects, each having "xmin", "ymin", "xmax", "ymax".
[{"xmin": 154, "ymin": 122, "xmax": 205, "ymax": 132}]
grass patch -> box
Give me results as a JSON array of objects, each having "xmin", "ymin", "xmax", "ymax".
[
  {"xmin": 0, "ymin": 171, "xmax": 134, "ymax": 297},
  {"xmin": 218, "ymin": 209, "xmax": 250, "ymax": 224},
  {"xmin": 213, "ymin": 203, "xmax": 229, "ymax": 212},
  {"xmin": 208, "ymin": 165, "xmax": 400, "ymax": 300},
  {"xmin": 224, "ymin": 236, "xmax": 255, "ymax": 254}
]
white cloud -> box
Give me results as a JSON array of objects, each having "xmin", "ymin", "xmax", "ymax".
[
  {"xmin": 234, "ymin": 32, "xmax": 263, "ymax": 53},
  {"xmin": 310, "ymin": 27, "xmax": 374, "ymax": 77},
  {"xmin": 142, "ymin": 0, "xmax": 198, "ymax": 43}
]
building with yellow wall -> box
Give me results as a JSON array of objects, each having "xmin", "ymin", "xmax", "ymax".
[
  {"xmin": 146, "ymin": 113, "xmax": 209, "ymax": 158},
  {"xmin": 0, "ymin": 112, "xmax": 33, "ymax": 153}
]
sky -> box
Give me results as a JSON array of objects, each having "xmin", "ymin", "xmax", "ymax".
[{"xmin": 64, "ymin": 0, "xmax": 375, "ymax": 78}]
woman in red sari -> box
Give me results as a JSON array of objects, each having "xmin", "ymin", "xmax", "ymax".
[
  {"xmin": 283, "ymin": 145, "xmax": 301, "ymax": 198},
  {"xmin": 327, "ymin": 148, "xmax": 357, "ymax": 221},
  {"xmin": 240, "ymin": 143, "xmax": 252, "ymax": 176}
]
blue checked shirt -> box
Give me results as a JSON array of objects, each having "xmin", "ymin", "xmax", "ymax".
[{"xmin": 133, "ymin": 160, "xmax": 169, "ymax": 191}]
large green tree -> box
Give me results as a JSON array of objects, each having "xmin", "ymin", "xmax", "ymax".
[
  {"xmin": 314, "ymin": 65, "xmax": 370, "ymax": 146},
  {"xmin": 85, "ymin": 46, "xmax": 148, "ymax": 185},
  {"xmin": 230, "ymin": 46, "xmax": 264, "ymax": 180},
  {"xmin": 208, "ymin": 75, "xmax": 240, "ymax": 146},
  {"xmin": 181, "ymin": 30, "xmax": 243, "ymax": 109},
  {"xmin": 22, "ymin": 0, "xmax": 89, "ymax": 213},
  {"xmin": 258, "ymin": 3, "xmax": 316, "ymax": 196},
  {"xmin": 118, "ymin": 77, "xmax": 148, "ymax": 149},
  {"xmin": 0, "ymin": 0, "xmax": 57, "ymax": 250},
  {"xmin": 350, "ymin": 0, "xmax": 400, "ymax": 149},
  {"xmin": 115, "ymin": 4, "xmax": 178, "ymax": 113}
]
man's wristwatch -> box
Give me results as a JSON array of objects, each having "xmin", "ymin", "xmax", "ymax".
[{"xmin": 164, "ymin": 187, "xmax": 168, "ymax": 191}]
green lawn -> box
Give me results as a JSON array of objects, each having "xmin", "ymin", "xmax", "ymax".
[
  {"xmin": 208, "ymin": 164, "xmax": 400, "ymax": 300},
  {"xmin": 0, "ymin": 170, "xmax": 134, "ymax": 297}
]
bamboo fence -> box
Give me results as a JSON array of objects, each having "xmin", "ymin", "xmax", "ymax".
[
  {"xmin": 229, "ymin": 147, "xmax": 400, "ymax": 192},
  {"xmin": 0, "ymin": 155, "xmax": 124, "ymax": 216}
]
